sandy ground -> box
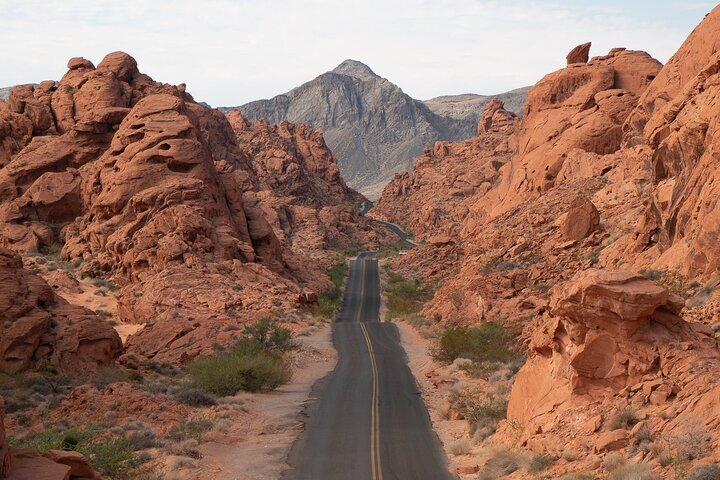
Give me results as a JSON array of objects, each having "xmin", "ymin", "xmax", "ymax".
[
  {"xmin": 397, "ymin": 321, "xmax": 477, "ymax": 476},
  {"xmin": 197, "ymin": 323, "xmax": 337, "ymax": 480}
]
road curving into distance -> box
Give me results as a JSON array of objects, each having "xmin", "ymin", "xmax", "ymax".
[{"xmin": 284, "ymin": 252, "xmax": 455, "ymax": 480}]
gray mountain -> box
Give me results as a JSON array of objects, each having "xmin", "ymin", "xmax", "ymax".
[
  {"xmin": 225, "ymin": 60, "xmax": 528, "ymax": 199},
  {"xmin": 423, "ymin": 87, "xmax": 530, "ymax": 123},
  {"xmin": 0, "ymin": 87, "xmax": 14, "ymax": 101}
]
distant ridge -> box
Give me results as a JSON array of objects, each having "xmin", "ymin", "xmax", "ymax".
[{"xmin": 223, "ymin": 61, "xmax": 528, "ymax": 199}]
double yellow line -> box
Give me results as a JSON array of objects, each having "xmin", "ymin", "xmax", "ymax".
[{"xmin": 355, "ymin": 256, "xmax": 384, "ymax": 480}]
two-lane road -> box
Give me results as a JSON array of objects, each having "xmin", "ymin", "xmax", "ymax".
[{"xmin": 285, "ymin": 252, "xmax": 454, "ymax": 480}]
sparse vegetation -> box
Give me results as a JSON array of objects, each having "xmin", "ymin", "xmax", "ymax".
[
  {"xmin": 312, "ymin": 258, "xmax": 348, "ymax": 318},
  {"xmin": 477, "ymin": 450, "xmax": 521, "ymax": 480},
  {"xmin": 609, "ymin": 406, "xmax": 638, "ymax": 430},
  {"xmin": 433, "ymin": 323, "xmax": 517, "ymax": 364},
  {"xmin": 10, "ymin": 425, "xmax": 140, "ymax": 478},
  {"xmin": 527, "ymin": 454, "xmax": 554, "ymax": 473},
  {"xmin": 92, "ymin": 367, "xmax": 132, "ymax": 389},
  {"xmin": 560, "ymin": 474, "xmax": 597, "ymax": 480},
  {"xmin": 188, "ymin": 319, "xmax": 293, "ymax": 395},
  {"xmin": 168, "ymin": 418, "xmax": 214, "ymax": 442},
  {"xmin": 173, "ymin": 387, "xmax": 217, "ymax": 407},
  {"xmin": 383, "ymin": 270, "xmax": 433, "ymax": 320},
  {"xmin": 669, "ymin": 422, "xmax": 712, "ymax": 461},
  {"xmin": 686, "ymin": 464, "xmax": 720, "ymax": 480},
  {"xmin": 449, "ymin": 390, "xmax": 507, "ymax": 437},
  {"xmin": 375, "ymin": 241, "xmax": 407, "ymax": 259},
  {"xmin": 448, "ymin": 438, "xmax": 472, "ymax": 455},
  {"xmin": 604, "ymin": 456, "xmax": 658, "ymax": 480}
]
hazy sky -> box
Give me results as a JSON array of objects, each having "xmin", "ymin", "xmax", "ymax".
[{"xmin": 0, "ymin": 1, "xmax": 714, "ymax": 106}]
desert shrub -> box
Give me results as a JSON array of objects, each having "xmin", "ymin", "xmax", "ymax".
[
  {"xmin": 92, "ymin": 367, "xmax": 131, "ymax": 389},
  {"xmin": 448, "ymin": 438, "xmax": 472, "ymax": 455},
  {"xmin": 433, "ymin": 323, "xmax": 516, "ymax": 364},
  {"xmin": 189, "ymin": 341, "xmax": 290, "ymax": 395},
  {"xmin": 560, "ymin": 474, "xmax": 596, "ymax": 480},
  {"xmin": 527, "ymin": 454, "xmax": 554, "ymax": 473},
  {"xmin": 310, "ymin": 258, "xmax": 348, "ymax": 318},
  {"xmin": 670, "ymin": 422, "xmax": 712, "ymax": 461},
  {"xmin": 125, "ymin": 430, "xmax": 161, "ymax": 451},
  {"xmin": 188, "ymin": 319, "xmax": 293, "ymax": 395},
  {"xmin": 173, "ymin": 387, "xmax": 217, "ymax": 407},
  {"xmin": 606, "ymin": 462, "xmax": 658, "ymax": 480},
  {"xmin": 450, "ymin": 390, "xmax": 507, "ymax": 435},
  {"xmin": 639, "ymin": 269, "xmax": 662, "ymax": 281},
  {"xmin": 170, "ymin": 457, "xmax": 196, "ymax": 470},
  {"xmin": 687, "ymin": 283, "xmax": 717, "ymax": 308},
  {"xmin": 167, "ymin": 418, "xmax": 213, "ymax": 442},
  {"xmin": 242, "ymin": 318, "xmax": 295, "ymax": 353},
  {"xmin": 686, "ymin": 464, "xmax": 720, "ymax": 480},
  {"xmin": 166, "ymin": 439, "xmax": 201, "ymax": 458},
  {"xmin": 79, "ymin": 438, "xmax": 138, "ymax": 477},
  {"xmin": 633, "ymin": 423, "xmax": 653, "ymax": 444},
  {"xmin": 477, "ymin": 450, "xmax": 521, "ymax": 480},
  {"xmin": 384, "ymin": 273, "xmax": 433, "ymax": 319},
  {"xmin": 495, "ymin": 260, "xmax": 520, "ymax": 272},
  {"xmin": 609, "ymin": 406, "xmax": 638, "ymax": 430}
]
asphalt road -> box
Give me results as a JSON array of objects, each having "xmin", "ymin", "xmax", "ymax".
[{"xmin": 285, "ymin": 252, "xmax": 454, "ymax": 480}]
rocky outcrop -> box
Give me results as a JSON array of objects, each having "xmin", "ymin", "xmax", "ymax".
[
  {"xmin": 1, "ymin": 52, "xmax": 388, "ymax": 364},
  {"xmin": 0, "ymin": 248, "xmax": 122, "ymax": 373},
  {"xmin": 506, "ymin": 270, "xmax": 720, "ymax": 457},
  {"xmin": 229, "ymin": 60, "xmax": 529, "ymax": 199},
  {"xmin": 477, "ymin": 47, "xmax": 662, "ymax": 219},
  {"xmin": 227, "ymin": 111, "xmax": 389, "ymax": 258},
  {"xmin": 613, "ymin": 5, "xmax": 720, "ymax": 277},
  {"xmin": 566, "ymin": 42, "xmax": 591, "ymax": 65},
  {"xmin": 372, "ymin": 98, "xmax": 518, "ymax": 240}
]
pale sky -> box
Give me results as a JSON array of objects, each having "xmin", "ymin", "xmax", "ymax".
[{"xmin": 0, "ymin": 1, "xmax": 714, "ymax": 106}]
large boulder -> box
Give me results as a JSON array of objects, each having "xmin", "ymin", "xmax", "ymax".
[
  {"xmin": 560, "ymin": 197, "xmax": 600, "ymax": 241},
  {"xmin": 566, "ymin": 42, "xmax": 591, "ymax": 65},
  {"xmin": 506, "ymin": 269, "xmax": 719, "ymax": 456}
]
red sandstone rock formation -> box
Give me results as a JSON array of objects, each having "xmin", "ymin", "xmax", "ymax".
[
  {"xmin": 0, "ymin": 248, "xmax": 121, "ymax": 373},
  {"xmin": 506, "ymin": 270, "xmax": 719, "ymax": 458},
  {"xmin": 566, "ymin": 42, "xmax": 591, "ymax": 65},
  {"xmin": 0, "ymin": 51, "xmax": 388, "ymax": 365},
  {"xmin": 372, "ymin": 98, "xmax": 518, "ymax": 240},
  {"xmin": 227, "ymin": 111, "xmax": 389, "ymax": 258}
]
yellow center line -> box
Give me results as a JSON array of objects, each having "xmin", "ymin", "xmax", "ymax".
[{"xmin": 356, "ymin": 255, "xmax": 383, "ymax": 480}]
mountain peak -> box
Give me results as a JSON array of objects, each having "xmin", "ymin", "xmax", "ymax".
[{"xmin": 332, "ymin": 59, "xmax": 379, "ymax": 80}]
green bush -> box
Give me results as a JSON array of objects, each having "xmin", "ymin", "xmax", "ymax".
[
  {"xmin": 173, "ymin": 387, "xmax": 217, "ymax": 407},
  {"xmin": 433, "ymin": 323, "xmax": 516, "ymax": 364},
  {"xmin": 384, "ymin": 273, "xmax": 433, "ymax": 320},
  {"xmin": 189, "ymin": 346, "xmax": 290, "ymax": 395},
  {"xmin": 78, "ymin": 438, "xmax": 138, "ymax": 478},
  {"xmin": 242, "ymin": 318, "xmax": 295, "ymax": 353},
  {"xmin": 188, "ymin": 319, "xmax": 294, "ymax": 396},
  {"xmin": 450, "ymin": 391, "xmax": 507, "ymax": 435},
  {"xmin": 310, "ymin": 258, "xmax": 348, "ymax": 318}
]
